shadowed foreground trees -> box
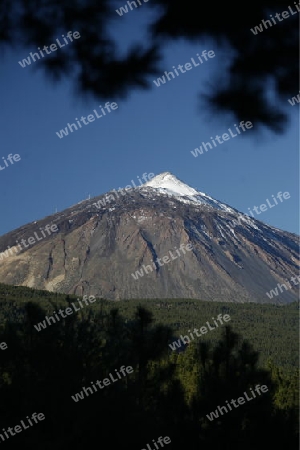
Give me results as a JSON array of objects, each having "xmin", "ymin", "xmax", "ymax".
[{"xmin": 0, "ymin": 302, "xmax": 298, "ymax": 449}]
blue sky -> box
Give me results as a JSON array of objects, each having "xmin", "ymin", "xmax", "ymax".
[{"xmin": 0, "ymin": 6, "xmax": 299, "ymax": 236}]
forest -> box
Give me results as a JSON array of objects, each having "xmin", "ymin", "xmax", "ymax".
[{"xmin": 0, "ymin": 283, "xmax": 298, "ymax": 448}]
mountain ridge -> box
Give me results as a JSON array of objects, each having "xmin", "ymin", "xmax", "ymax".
[{"xmin": 0, "ymin": 172, "xmax": 298, "ymax": 302}]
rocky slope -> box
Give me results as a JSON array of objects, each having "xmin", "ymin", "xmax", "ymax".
[{"xmin": 0, "ymin": 173, "xmax": 298, "ymax": 302}]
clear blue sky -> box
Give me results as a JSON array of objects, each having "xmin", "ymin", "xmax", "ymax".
[{"xmin": 0, "ymin": 7, "xmax": 299, "ymax": 236}]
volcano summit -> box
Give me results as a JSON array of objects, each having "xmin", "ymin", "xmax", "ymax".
[{"xmin": 0, "ymin": 172, "xmax": 298, "ymax": 302}]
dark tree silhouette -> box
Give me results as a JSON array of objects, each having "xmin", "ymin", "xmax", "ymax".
[
  {"xmin": 1, "ymin": 0, "xmax": 298, "ymax": 133},
  {"xmin": 0, "ymin": 303, "xmax": 298, "ymax": 449},
  {"xmin": 189, "ymin": 326, "xmax": 298, "ymax": 450}
]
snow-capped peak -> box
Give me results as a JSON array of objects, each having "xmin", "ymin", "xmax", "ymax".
[
  {"xmin": 143, "ymin": 172, "xmax": 199, "ymax": 196},
  {"xmin": 141, "ymin": 171, "xmax": 236, "ymax": 213}
]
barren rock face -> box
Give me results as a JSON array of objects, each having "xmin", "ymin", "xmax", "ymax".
[{"xmin": 0, "ymin": 173, "xmax": 298, "ymax": 302}]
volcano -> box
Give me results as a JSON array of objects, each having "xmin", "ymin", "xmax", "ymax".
[{"xmin": 0, "ymin": 172, "xmax": 298, "ymax": 302}]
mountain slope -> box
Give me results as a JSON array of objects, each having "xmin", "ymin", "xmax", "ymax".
[{"xmin": 0, "ymin": 173, "xmax": 298, "ymax": 302}]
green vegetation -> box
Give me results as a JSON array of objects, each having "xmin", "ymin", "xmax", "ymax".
[
  {"xmin": 0, "ymin": 283, "xmax": 298, "ymax": 370},
  {"xmin": 0, "ymin": 283, "xmax": 298, "ymax": 448}
]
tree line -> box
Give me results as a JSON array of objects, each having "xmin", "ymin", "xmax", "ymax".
[{"xmin": 0, "ymin": 293, "xmax": 298, "ymax": 449}]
